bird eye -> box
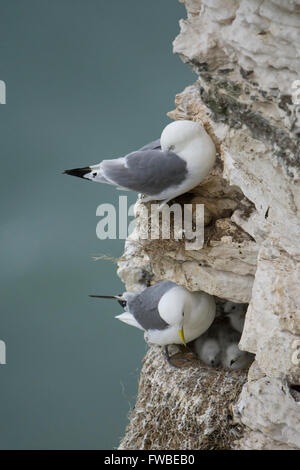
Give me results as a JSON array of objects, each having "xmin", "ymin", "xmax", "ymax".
[
  {"xmin": 92, "ymin": 172, "xmax": 97, "ymax": 177},
  {"xmin": 182, "ymin": 312, "xmax": 184, "ymax": 317}
]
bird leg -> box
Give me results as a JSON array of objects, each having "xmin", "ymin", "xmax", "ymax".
[
  {"xmin": 140, "ymin": 194, "xmax": 172, "ymax": 210},
  {"xmin": 164, "ymin": 345, "xmax": 181, "ymax": 368},
  {"xmin": 158, "ymin": 198, "xmax": 172, "ymax": 211},
  {"xmin": 164, "ymin": 345, "xmax": 172, "ymax": 363},
  {"xmin": 140, "ymin": 194, "xmax": 153, "ymax": 203}
]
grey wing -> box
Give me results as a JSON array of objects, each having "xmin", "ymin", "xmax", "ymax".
[
  {"xmin": 98, "ymin": 138, "xmax": 160, "ymax": 188},
  {"xmin": 127, "ymin": 281, "xmax": 177, "ymax": 331},
  {"xmin": 100, "ymin": 148, "xmax": 187, "ymax": 196}
]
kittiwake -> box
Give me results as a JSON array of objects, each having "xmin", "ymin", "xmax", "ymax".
[
  {"xmin": 194, "ymin": 335, "xmax": 221, "ymax": 367},
  {"xmin": 224, "ymin": 301, "xmax": 247, "ymax": 333},
  {"xmin": 193, "ymin": 312, "xmax": 253, "ymax": 370},
  {"xmin": 64, "ymin": 120, "xmax": 216, "ymax": 207},
  {"xmin": 221, "ymin": 342, "xmax": 254, "ymax": 370},
  {"xmin": 90, "ymin": 281, "xmax": 216, "ymax": 358}
]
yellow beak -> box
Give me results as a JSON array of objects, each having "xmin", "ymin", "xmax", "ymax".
[{"xmin": 178, "ymin": 327, "xmax": 186, "ymax": 347}]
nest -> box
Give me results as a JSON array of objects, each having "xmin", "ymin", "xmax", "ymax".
[{"xmin": 119, "ymin": 346, "xmax": 247, "ymax": 450}]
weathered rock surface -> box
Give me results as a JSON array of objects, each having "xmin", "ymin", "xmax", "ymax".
[
  {"xmin": 118, "ymin": 0, "xmax": 300, "ymax": 450},
  {"xmin": 119, "ymin": 347, "xmax": 247, "ymax": 450}
]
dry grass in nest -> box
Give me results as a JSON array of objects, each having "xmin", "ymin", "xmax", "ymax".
[{"xmin": 119, "ymin": 347, "xmax": 247, "ymax": 450}]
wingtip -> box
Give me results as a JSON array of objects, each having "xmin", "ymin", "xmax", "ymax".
[
  {"xmin": 64, "ymin": 167, "xmax": 91, "ymax": 179},
  {"xmin": 89, "ymin": 294, "xmax": 123, "ymax": 299},
  {"xmin": 89, "ymin": 294, "xmax": 108, "ymax": 299}
]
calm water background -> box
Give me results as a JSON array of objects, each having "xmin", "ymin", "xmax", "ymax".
[{"xmin": 0, "ymin": 0, "xmax": 193, "ymax": 449}]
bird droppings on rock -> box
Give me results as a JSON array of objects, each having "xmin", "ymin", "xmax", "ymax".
[{"xmin": 119, "ymin": 347, "xmax": 247, "ymax": 450}]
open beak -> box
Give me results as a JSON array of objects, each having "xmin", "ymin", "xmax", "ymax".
[{"xmin": 178, "ymin": 326, "xmax": 186, "ymax": 347}]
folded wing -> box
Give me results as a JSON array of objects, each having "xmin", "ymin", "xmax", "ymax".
[
  {"xmin": 127, "ymin": 281, "xmax": 177, "ymax": 331},
  {"xmin": 100, "ymin": 147, "xmax": 187, "ymax": 196}
]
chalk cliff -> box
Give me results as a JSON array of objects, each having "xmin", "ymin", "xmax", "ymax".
[{"xmin": 118, "ymin": 0, "xmax": 300, "ymax": 450}]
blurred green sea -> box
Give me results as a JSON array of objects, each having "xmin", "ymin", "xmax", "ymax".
[{"xmin": 0, "ymin": 0, "xmax": 193, "ymax": 449}]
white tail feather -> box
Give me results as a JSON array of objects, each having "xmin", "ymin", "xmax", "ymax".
[{"xmin": 115, "ymin": 312, "xmax": 144, "ymax": 330}]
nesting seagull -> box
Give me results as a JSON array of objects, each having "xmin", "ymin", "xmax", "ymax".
[
  {"xmin": 193, "ymin": 316, "xmax": 253, "ymax": 370},
  {"xmin": 217, "ymin": 322, "xmax": 253, "ymax": 370},
  {"xmin": 194, "ymin": 334, "xmax": 221, "ymax": 367},
  {"xmin": 64, "ymin": 120, "xmax": 216, "ymax": 207},
  {"xmin": 90, "ymin": 281, "xmax": 216, "ymax": 359},
  {"xmin": 224, "ymin": 301, "xmax": 247, "ymax": 333},
  {"xmin": 221, "ymin": 342, "xmax": 254, "ymax": 370}
]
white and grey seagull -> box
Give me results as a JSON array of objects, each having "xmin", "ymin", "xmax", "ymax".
[
  {"xmin": 64, "ymin": 120, "xmax": 216, "ymax": 207},
  {"xmin": 90, "ymin": 281, "xmax": 216, "ymax": 360}
]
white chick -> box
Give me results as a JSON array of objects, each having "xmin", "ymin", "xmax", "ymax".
[
  {"xmin": 223, "ymin": 301, "xmax": 247, "ymax": 334},
  {"xmin": 222, "ymin": 342, "xmax": 254, "ymax": 370},
  {"xmin": 194, "ymin": 336, "xmax": 221, "ymax": 367}
]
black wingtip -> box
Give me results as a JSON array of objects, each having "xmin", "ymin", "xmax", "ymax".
[
  {"xmin": 89, "ymin": 294, "xmax": 127, "ymax": 308},
  {"xmin": 89, "ymin": 295, "xmax": 119, "ymax": 299},
  {"xmin": 63, "ymin": 167, "xmax": 91, "ymax": 179}
]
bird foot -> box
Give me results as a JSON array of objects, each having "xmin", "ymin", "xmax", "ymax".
[{"xmin": 164, "ymin": 345, "xmax": 196, "ymax": 368}]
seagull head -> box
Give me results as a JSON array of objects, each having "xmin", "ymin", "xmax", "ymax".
[
  {"xmin": 158, "ymin": 286, "xmax": 193, "ymax": 346},
  {"xmin": 160, "ymin": 120, "xmax": 207, "ymax": 155},
  {"xmin": 223, "ymin": 301, "xmax": 236, "ymax": 314}
]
